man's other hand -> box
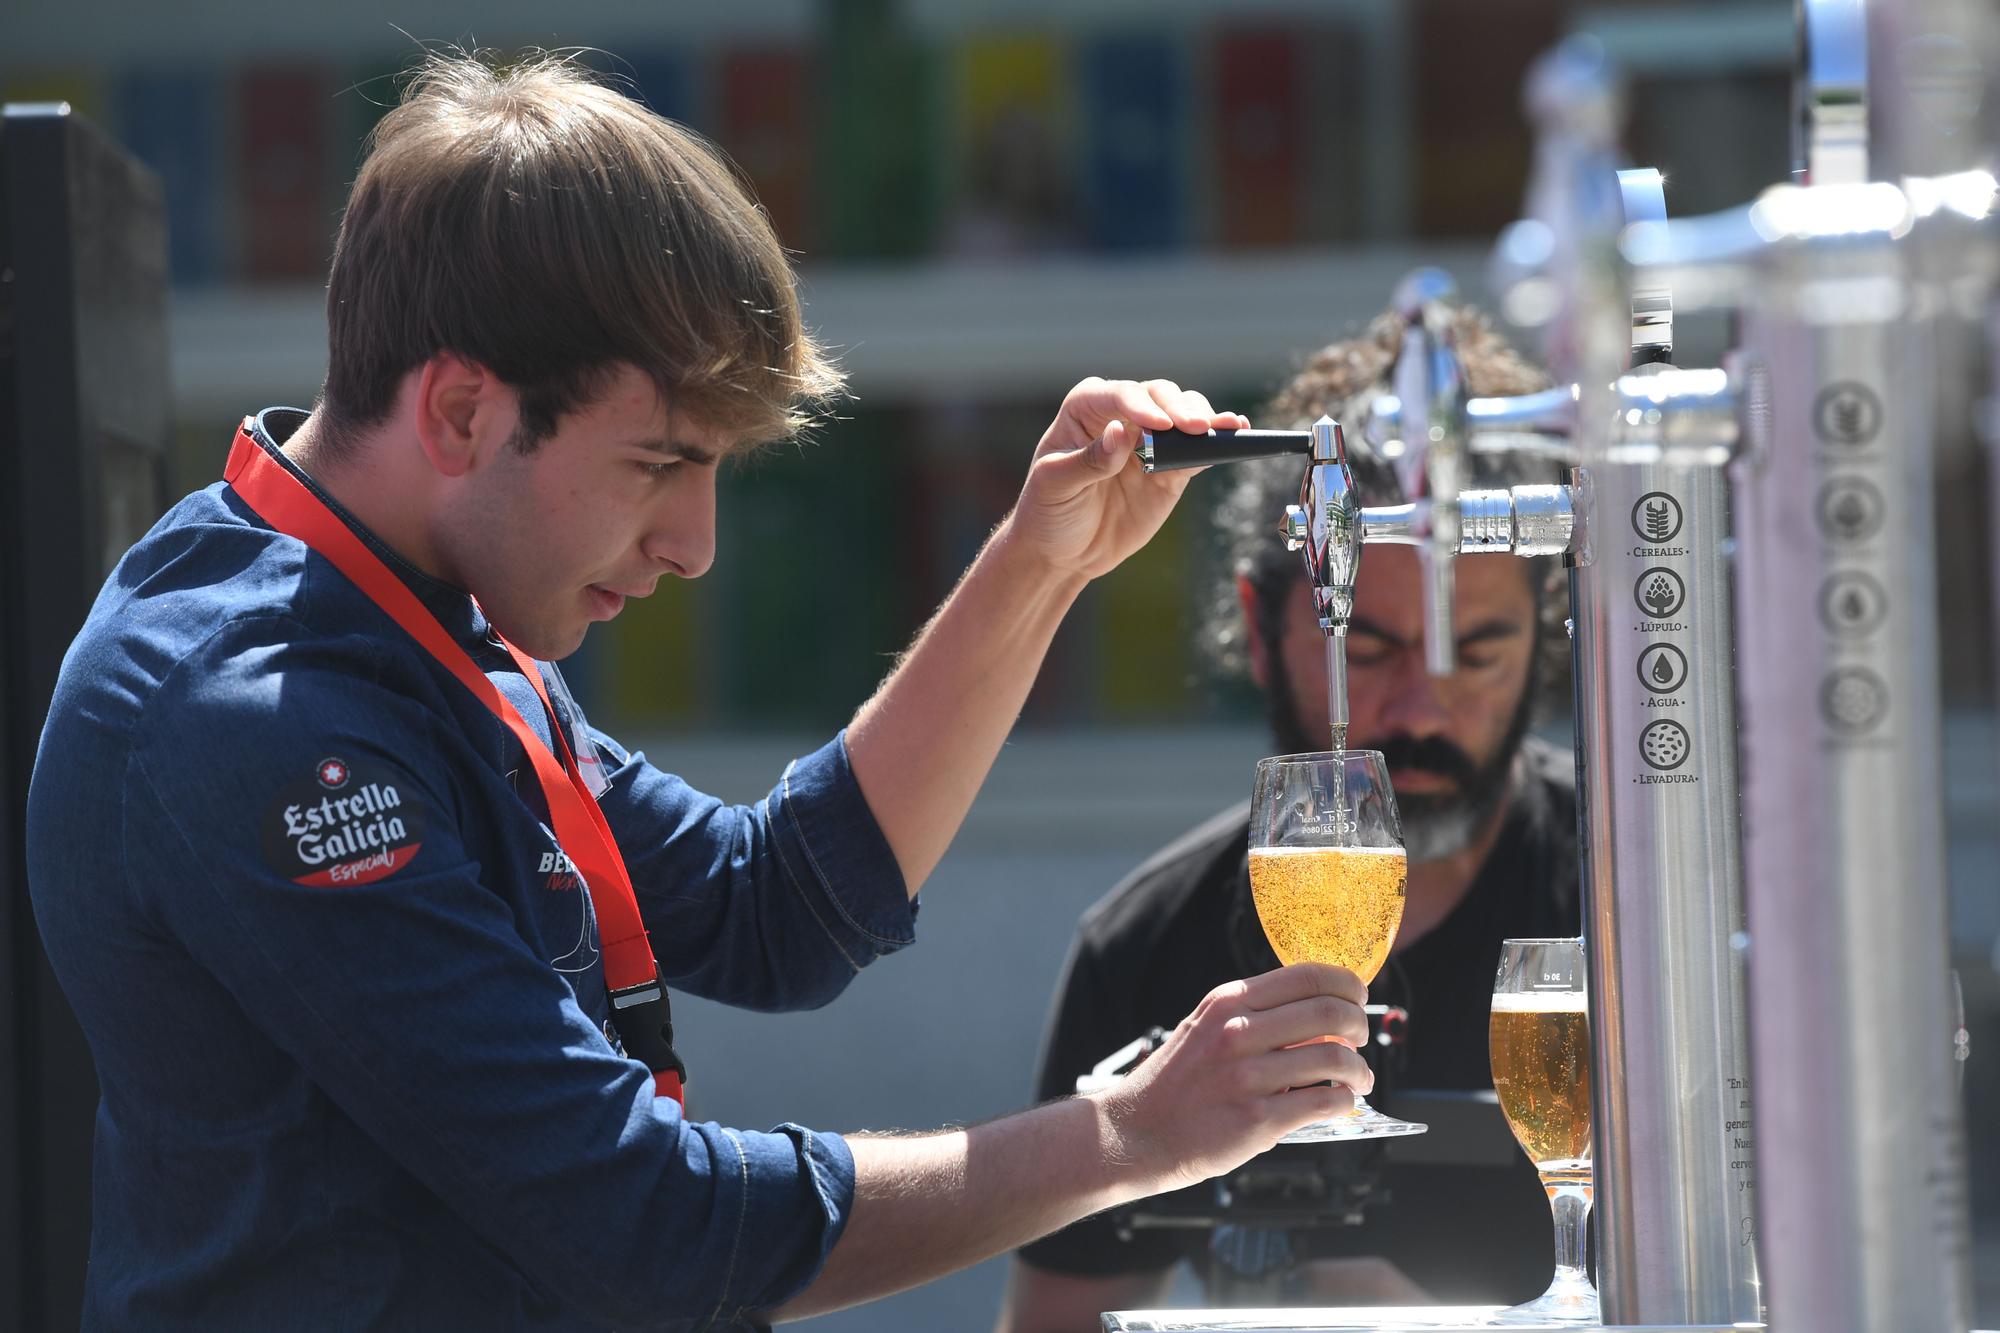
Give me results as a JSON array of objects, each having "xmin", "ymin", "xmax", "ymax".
[{"xmin": 1091, "ymin": 962, "xmax": 1373, "ymax": 1193}]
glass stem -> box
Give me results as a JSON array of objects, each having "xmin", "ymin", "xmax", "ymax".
[{"xmin": 1543, "ymin": 1172, "xmax": 1593, "ymax": 1288}]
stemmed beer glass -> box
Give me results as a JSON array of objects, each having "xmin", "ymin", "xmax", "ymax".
[
  {"xmin": 1249, "ymin": 751, "xmax": 1426, "ymax": 1142},
  {"xmin": 1489, "ymin": 937, "xmax": 1598, "ymax": 1325}
]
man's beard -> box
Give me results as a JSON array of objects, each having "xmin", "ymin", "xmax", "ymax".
[{"xmin": 1264, "ymin": 643, "xmax": 1537, "ymax": 864}]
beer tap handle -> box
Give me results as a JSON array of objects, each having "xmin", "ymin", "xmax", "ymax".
[
  {"xmin": 1492, "ymin": 36, "xmax": 1632, "ymax": 395},
  {"xmin": 1136, "ymin": 427, "xmax": 1313, "ymax": 473},
  {"xmin": 1795, "ymin": 0, "xmax": 1868, "ymax": 186},
  {"xmin": 1384, "ymin": 269, "xmax": 1470, "ymax": 677},
  {"xmin": 1618, "ymin": 168, "xmax": 1675, "ymax": 364}
]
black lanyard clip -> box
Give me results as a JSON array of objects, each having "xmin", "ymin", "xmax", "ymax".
[{"xmin": 610, "ymin": 973, "xmax": 687, "ymax": 1087}]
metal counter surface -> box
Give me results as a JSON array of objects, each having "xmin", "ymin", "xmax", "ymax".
[
  {"xmin": 1100, "ymin": 1310, "xmax": 1746, "ymax": 1332},
  {"xmin": 1101, "ymin": 1314, "xmax": 1995, "ymax": 1333}
]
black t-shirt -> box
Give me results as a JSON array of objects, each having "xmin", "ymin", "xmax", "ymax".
[{"xmin": 1018, "ymin": 736, "xmax": 1581, "ymax": 1303}]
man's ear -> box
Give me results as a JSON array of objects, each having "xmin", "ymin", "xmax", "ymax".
[
  {"xmin": 411, "ymin": 353, "xmax": 512, "ymax": 478},
  {"xmin": 1237, "ymin": 573, "xmax": 1271, "ymax": 690}
]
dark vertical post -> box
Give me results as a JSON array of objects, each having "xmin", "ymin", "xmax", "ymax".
[{"xmin": 0, "ymin": 103, "xmax": 172, "ymax": 1333}]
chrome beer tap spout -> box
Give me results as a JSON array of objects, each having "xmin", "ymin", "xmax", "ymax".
[
  {"xmin": 1285, "ymin": 416, "xmax": 1361, "ymax": 634},
  {"xmin": 1284, "ymin": 417, "xmax": 1362, "ymax": 749},
  {"xmin": 1136, "ymin": 418, "xmax": 1364, "ymax": 747}
]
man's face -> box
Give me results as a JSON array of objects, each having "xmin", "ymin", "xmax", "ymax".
[
  {"xmin": 439, "ymin": 363, "xmax": 734, "ymax": 660},
  {"xmin": 1261, "ymin": 547, "xmax": 1540, "ymax": 861}
]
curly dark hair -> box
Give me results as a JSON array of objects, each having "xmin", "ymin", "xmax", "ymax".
[{"xmin": 1204, "ymin": 304, "xmax": 1572, "ymax": 719}]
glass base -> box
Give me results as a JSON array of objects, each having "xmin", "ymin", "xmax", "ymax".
[
  {"xmin": 1487, "ymin": 1270, "xmax": 1599, "ymax": 1326},
  {"xmin": 1276, "ymin": 1096, "xmax": 1428, "ymax": 1144}
]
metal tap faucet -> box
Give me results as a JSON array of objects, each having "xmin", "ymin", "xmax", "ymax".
[
  {"xmin": 1281, "ymin": 416, "xmax": 1361, "ymax": 634},
  {"xmin": 1365, "ymin": 268, "xmax": 1471, "ymax": 676},
  {"xmin": 1284, "ymin": 418, "xmax": 1362, "ymax": 743},
  {"xmin": 1136, "ymin": 421, "xmax": 1357, "ymax": 739}
]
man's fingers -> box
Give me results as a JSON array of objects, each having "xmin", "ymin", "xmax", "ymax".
[
  {"xmin": 1255, "ymin": 992, "xmax": 1371, "ymax": 1051},
  {"xmin": 1066, "ymin": 379, "xmax": 1173, "ymax": 435},
  {"xmin": 1097, "ymin": 418, "xmax": 1137, "ymax": 466},
  {"xmin": 1142, "ymin": 379, "xmax": 1245, "ymax": 435},
  {"xmin": 1056, "ymin": 377, "xmax": 1250, "ymax": 451},
  {"xmin": 1234, "ymin": 961, "xmax": 1369, "ymax": 1013},
  {"xmin": 1249, "ymin": 1039, "xmax": 1375, "ymax": 1098},
  {"xmin": 1271, "ymin": 1081, "xmax": 1357, "ymax": 1126}
]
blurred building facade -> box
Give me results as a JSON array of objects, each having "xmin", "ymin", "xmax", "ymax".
[
  {"xmin": 3, "ymin": 0, "xmax": 1812, "ymax": 735},
  {"xmin": 8, "ymin": 3, "xmax": 1999, "ymax": 1327}
]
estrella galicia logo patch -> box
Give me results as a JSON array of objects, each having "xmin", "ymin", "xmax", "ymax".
[{"xmin": 261, "ymin": 757, "xmax": 426, "ymax": 888}]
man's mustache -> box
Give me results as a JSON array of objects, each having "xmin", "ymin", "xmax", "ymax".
[{"xmin": 1375, "ymin": 734, "xmax": 1480, "ymax": 790}]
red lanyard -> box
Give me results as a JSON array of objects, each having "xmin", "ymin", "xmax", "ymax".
[{"xmin": 225, "ymin": 421, "xmax": 684, "ymax": 1103}]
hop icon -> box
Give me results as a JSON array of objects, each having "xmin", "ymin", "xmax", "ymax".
[{"xmin": 1644, "ymin": 574, "xmax": 1678, "ymax": 617}]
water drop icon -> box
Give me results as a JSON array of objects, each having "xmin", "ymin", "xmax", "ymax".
[{"xmin": 1652, "ymin": 652, "xmax": 1674, "ymax": 685}]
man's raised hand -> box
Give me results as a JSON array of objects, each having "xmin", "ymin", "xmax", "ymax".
[{"xmin": 1009, "ymin": 377, "xmax": 1248, "ymax": 581}]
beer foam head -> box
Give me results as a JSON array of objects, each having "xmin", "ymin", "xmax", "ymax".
[
  {"xmin": 1252, "ymin": 844, "xmax": 1407, "ymax": 858},
  {"xmin": 1492, "ymin": 989, "xmax": 1588, "ymax": 1013}
]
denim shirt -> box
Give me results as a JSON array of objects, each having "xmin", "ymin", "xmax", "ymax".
[{"xmin": 27, "ymin": 410, "xmax": 917, "ymax": 1331}]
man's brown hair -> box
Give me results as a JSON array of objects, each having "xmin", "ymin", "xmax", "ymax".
[{"xmin": 317, "ymin": 50, "xmax": 842, "ymax": 455}]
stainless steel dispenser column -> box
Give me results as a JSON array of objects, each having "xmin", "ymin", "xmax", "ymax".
[
  {"xmin": 1608, "ymin": 0, "xmax": 1990, "ymax": 1324},
  {"xmin": 1727, "ymin": 204, "xmax": 1974, "ymax": 1333},
  {"xmin": 1567, "ymin": 409, "xmax": 1759, "ymax": 1330},
  {"xmin": 1500, "ymin": 40, "xmax": 1763, "ymax": 1326},
  {"xmin": 1727, "ymin": 1, "xmax": 1979, "ymax": 1327}
]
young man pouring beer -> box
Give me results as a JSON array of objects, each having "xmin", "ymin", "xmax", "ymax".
[{"xmin": 26, "ymin": 52, "xmax": 1372, "ymax": 1330}]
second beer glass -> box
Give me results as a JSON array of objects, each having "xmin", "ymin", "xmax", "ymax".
[
  {"xmin": 1249, "ymin": 751, "xmax": 1425, "ymax": 1142},
  {"xmin": 1490, "ymin": 936, "xmax": 1598, "ymax": 1324}
]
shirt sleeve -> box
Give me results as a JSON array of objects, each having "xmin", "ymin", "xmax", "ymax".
[
  {"xmin": 128, "ymin": 624, "xmax": 852, "ymax": 1324},
  {"xmin": 590, "ymin": 729, "xmax": 917, "ymax": 1012},
  {"xmin": 1016, "ymin": 930, "xmax": 1186, "ymax": 1277}
]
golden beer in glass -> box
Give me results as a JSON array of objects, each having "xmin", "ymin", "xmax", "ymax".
[
  {"xmin": 1248, "ymin": 844, "xmax": 1407, "ymax": 983},
  {"xmin": 1489, "ymin": 991, "xmax": 1592, "ymax": 1168},
  {"xmin": 1250, "ymin": 751, "xmax": 1424, "ymax": 1142},
  {"xmin": 1489, "ymin": 937, "xmax": 1598, "ymax": 1324}
]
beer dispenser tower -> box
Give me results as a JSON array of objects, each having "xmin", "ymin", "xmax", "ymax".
[
  {"xmin": 1486, "ymin": 44, "xmax": 1766, "ymax": 1330},
  {"xmin": 1122, "ymin": 2, "xmax": 1996, "ymax": 1328},
  {"xmin": 1141, "ymin": 162, "xmax": 1763, "ymax": 1331},
  {"xmin": 1588, "ymin": 0, "xmax": 1985, "ymax": 1324},
  {"xmin": 1475, "ymin": 5, "xmax": 1990, "ymax": 1327},
  {"xmin": 1463, "ymin": 4, "xmax": 1990, "ymax": 1328}
]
